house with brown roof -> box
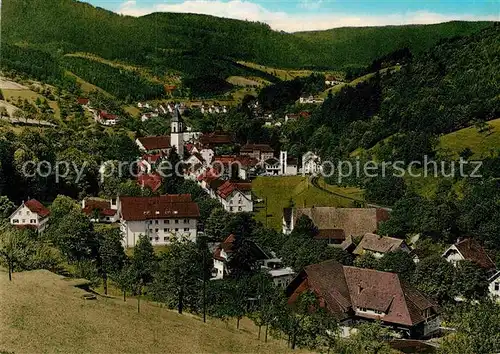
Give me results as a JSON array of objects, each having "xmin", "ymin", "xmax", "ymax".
[
  {"xmin": 118, "ymin": 194, "xmax": 200, "ymax": 247},
  {"xmin": 283, "ymin": 207, "xmax": 390, "ymax": 240},
  {"xmin": 82, "ymin": 197, "xmax": 119, "ymax": 223},
  {"xmin": 136, "ymin": 136, "xmax": 171, "ymax": 154},
  {"xmin": 216, "ymin": 180, "xmax": 253, "ymax": 213},
  {"xmin": 240, "ymin": 143, "xmax": 274, "ymax": 162},
  {"xmin": 353, "ymin": 233, "xmax": 410, "ymax": 259},
  {"xmin": 9, "ymin": 199, "xmax": 50, "ymax": 231},
  {"xmin": 442, "ymin": 238, "xmax": 495, "ymax": 270},
  {"xmin": 286, "ymin": 260, "xmax": 441, "ymax": 338}
]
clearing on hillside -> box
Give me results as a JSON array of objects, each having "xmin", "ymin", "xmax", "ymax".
[
  {"xmin": 252, "ymin": 176, "xmax": 363, "ymax": 230},
  {"xmin": 0, "ymin": 269, "xmax": 300, "ymax": 354},
  {"xmin": 438, "ymin": 118, "xmax": 500, "ymax": 159}
]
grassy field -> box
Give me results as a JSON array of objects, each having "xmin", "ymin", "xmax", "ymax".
[
  {"xmin": 320, "ymin": 65, "xmax": 401, "ymax": 98},
  {"xmin": 252, "ymin": 176, "xmax": 362, "ymax": 230},
  {"xmin": 238, "ymin": 61, "xmax": 331, "ymax": 81},
  {"xmin": 1, "ymin": 88, "xmax": 61, "ymax": 119},
  {"xmin": 438, "ymin": 118, "xmax": 500, "ymax": 159},
  {"xmin": 0, "ymin": 269, "xmax": 301, "ymax": 354}
]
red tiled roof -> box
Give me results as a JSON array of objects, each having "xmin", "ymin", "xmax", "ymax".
[
  {"xmin": 120, "ymin": 194, "xmax": 200, "ymax": 221},
  {"xmin": 213, "ymin": 155, "xmax": 258, "ymax": 168},
  {"xmin": 288, "ymin": 260, "xmax": 438, "ymax": 327},
  {"xmin": 77, "ymin": 98, "xmax": 89, "ymax": 105},
  {"xmin": 197, "ymin": 168, "xmax": 220, "ymax": 183},
  {"xmin": 241, "ymin": 143, "xmax": 274, "ymax": 153},
  {"xmin": 299, "ymin": 111, "xmax": 311, "ymax": 117},
  {"xmin": 99, "ymin": 111, "xmax": 117, "ymax": 120},
  {"xmin": 142, "ymin": 153, "xmax": 164, "ymax": 164},
  {"xmin": 24, "ymin": 199, "xmax": 50, "ymax": 218},
  {"xmin": 217, "ymin": 180, "xmax": 252, "ymax": 199},
  {"xmin": 137, "ymin": 136, "xmax": 171, "ymax": 151},
  {"xmin": 137, "ymin": 173, "xmax": 163, "ymax": 192},
  {"xmin": 82, "ymin": 198, "xmax": 116, "ymax": 217},
  {"xmin": 454, "ymin": 239, "xmax": 495, "ymax": 269}
]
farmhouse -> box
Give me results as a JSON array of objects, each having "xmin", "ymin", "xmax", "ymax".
[
  {"xmin": 9, "ymin": 199, "xmax": 50, "ymax": 231},
  {"xmin": 118, "ymin": 194, "xmax": 200, "ymax": 247},
  {"xmin": 283, "ymin": 206, "xmax": 390, "ymax": 238},
  {"xmin": 81, "ymin": 197, "xmax": 118, "ymax": 223},
  {"xmin": 353, "ymin": 233, "xmax": 410, "ymax": 258},
  {"xmin": 286, "ymin": 260, "xmax": 441, "ymax": 339},
  {"xmin": 325, "ymin": 75, "xmax": 343, "ymax": 86}
]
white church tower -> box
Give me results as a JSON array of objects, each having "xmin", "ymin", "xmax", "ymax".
[{"xmin": 170, "ymin": 106, "xmax": 184, "ymax": 157}]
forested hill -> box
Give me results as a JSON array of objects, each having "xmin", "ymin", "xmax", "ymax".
[{"xmin": 1, "ymin": 0, "xmax": 494, "ymax": 70}]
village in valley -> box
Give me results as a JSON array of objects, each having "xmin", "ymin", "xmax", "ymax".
[{"xmin": 1, "ymin": 0, "xmax": 500, "ymax": 353}]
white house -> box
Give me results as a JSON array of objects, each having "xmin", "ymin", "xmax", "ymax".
[
  {"xmin": 216, "ymin": 180, "xmax": 253, "ymax": 213},
  {"xmin": 299, "ymin": 95, "xmax": 324, "ymax": 104},
  {"xmin": 302, "ymin": 151, "xmax": 322, "ymax": 175},
  {"xmin": 442, "ymin": 238, "xmax": 496, "ymax": 269},
  {"xmin": 325, "ymin": 76, "xmax": 343, "ymax": 86},
  {"xmin": 118, "ymin": 194, "xmax": 200, "ymax": 247},
  {"xmin": 9, "ymin": 199, "xmax": 50, "ymax": 231},
  {"xmin": 262, "ymin": 258, "xmax": 295, "ymax": 288},
  {"xmin": 212, "ymin": 235, "xmax": 293, "ymax": 286},
  {"xmin": 489, "ymin": 271, "xmax": 500, "ymax": 301},
  {"xmin": 96, "ymin": 111, "xmax": 119, "ymax": 126},
  {"xmin": 81, "ymin": 197, "xmax": 119, "ymax": 223}
]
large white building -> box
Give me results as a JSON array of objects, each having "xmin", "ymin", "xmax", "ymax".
[
  {"xmin": 9, "ymin": 199, "xmax": 50, "ymax": 231},
  {"xmin": 118, "ymin": 194, "xmax": 200, "ymax": 247}
]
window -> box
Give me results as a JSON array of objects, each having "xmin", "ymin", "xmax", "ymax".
[
  {"xmin": 164, "ymin": 237, "xmax": 168, "ymax": 242},
  {"xmin": 26, "ymin": 211, "xmax": 30, "ymax": 215},
  {"xmin": 374, "ymin": 310, "xmax": 383, "ymax": 315},
  {"xmin": 155, "ymin": 220, "xmax": 159, "ymax": 224},
  {"xmin": 175, "ymin": 228, "xmax": 179, "ymax": 232},
  {"xmin": 30, "ymin": 219, "xmax": 36, "ymax": 224},
  {"xmin": 106, "ymin": 217, "xmax": 110, "ymax": 221},
  {"xmin": 12, "ymin": 219, "xmax": 19, "ymax": 224},
  {"xmin": 155, "ymin": 237, "xmax": 159, "ymax": 241},
  {"xmin": 155, "ymin": 229, "xmax": 159, "ymax": 233},
  {"xmin": 164, "ymin": 220, "xmax": 170, "ymax": 224},
  {"xmin": 164, "ymin": 228, "xmax": 169, "ymax": 233},
  {"xmin": 22, "ymin": 219, "xmax": 26, "ymax": 223},
  {"xmin": 149, "ymin": 220, "xmax": 153, "ymax": 224},
  {"xmin": 238, "ymin": 207, "xmax": 242, "ymax": 211},
  {"xmin": 149, "ymin": 237, "xmax": 153, "ymax": 241},
  {"xmin": 230, "ymin": 207, "xmax": 233, "ymax": 212},
  {"xmin": 183, "ymin": 219, "xmax": 189, "ymax": 223},
  {"xmin": 184, "ymin": 228, "xmax": 189, "ymax": 232},
  {"xmin": 175, "ymin": 220, "xmax": 179, "ymax": 224},
  {"xmin": 495, "ymin": 283, "xmax": 500, "ymax": 291}
]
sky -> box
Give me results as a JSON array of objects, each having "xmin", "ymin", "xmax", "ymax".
[{"xmin": 84, "ymin": 0, "xmax": 500, "ymax": 32}]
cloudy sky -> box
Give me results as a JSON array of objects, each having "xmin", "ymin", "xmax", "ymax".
[{"xmin": 84, "ymin": 0, "xmax": 500, "ymax": 32}]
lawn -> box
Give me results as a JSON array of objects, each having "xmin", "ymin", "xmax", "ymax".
[
  {"xmin": 252, "ymin": 176, "xmax": 362, "ymax": 230},
  {"xmin": 0, "ymin": 269, "xmax": 301, "ymax": 354},
  {"xmin": 438, "ymin": 118, "xmax": 500, "ymax": 159},
  {"xmin": 2, "ymin": 88, "xmax": 61, "ymax": 119},
  {"xmin": 237, "ymin": 61, "xmax": 328, "ymax": 81}
]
